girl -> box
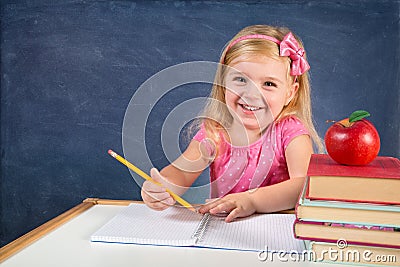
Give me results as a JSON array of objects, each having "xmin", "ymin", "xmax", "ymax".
[{"xmin": 141, "ymin": 25, "xmax": 323, "ymax": 222}]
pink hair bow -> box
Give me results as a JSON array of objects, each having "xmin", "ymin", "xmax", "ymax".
[
  {"xmin": 279, "ymin": 32, "xmax": 310, "ymax": 76},
  {"xmin": 225, "ymin": 31, "xmax": 310, "ymax": 76}
]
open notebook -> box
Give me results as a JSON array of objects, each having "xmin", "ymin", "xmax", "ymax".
[{"xmin": 91, "ymin": 203, "xmax": 305, "ymax": 252}]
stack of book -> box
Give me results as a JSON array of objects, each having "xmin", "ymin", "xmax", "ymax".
[{"xmin": 294, "ymin": 154, "xmax": 400, "ymax": 266}]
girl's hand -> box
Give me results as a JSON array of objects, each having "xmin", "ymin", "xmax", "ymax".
[
  {"xmin": 141, "ymin": 168, "xmax": 176, "ymax": 211},
  {"xmin": 198, "ymin": 192, "xmax": 256, "ymax": 222}
]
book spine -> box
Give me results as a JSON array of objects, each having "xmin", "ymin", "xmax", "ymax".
[
  {"xmin": 309, "ymin": 241, "xmax": 400, "ymax": 267},
  {"xmin": 293, "ymin": 220, "xmax": 400, "ymax": 250},
  {"xmin": 296, "ymin": 235, "xmax": 400, "ymax": 250},
  {"xmin": 306, "ymin": 196, "xmax": 400, "ymax": 206}
]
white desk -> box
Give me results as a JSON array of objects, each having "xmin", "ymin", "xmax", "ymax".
[{"xmin": 0, "ymin": 199, "xmax": 345, "ymax": 267}]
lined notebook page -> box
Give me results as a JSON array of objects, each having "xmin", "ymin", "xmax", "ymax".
[
  {"xmin": 200, "ymin": 213, "xmax": 305, "ymax": 252},
  {"xmin": 91, "ymin": 203, "xmax": 203, "ymax": 246},
  {"xmin": 91, "ymin": 203, "xmax": 305, "ymax": 252}
]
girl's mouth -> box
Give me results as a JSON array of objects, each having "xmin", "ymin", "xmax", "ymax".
[{"xmin": 239, "ymin": 103, "xmax": 262, "ymax": 112}]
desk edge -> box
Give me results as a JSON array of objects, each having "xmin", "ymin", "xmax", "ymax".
[{"xmin": 0, "ymin": 198, "xmax": 137, "ymax": 263}]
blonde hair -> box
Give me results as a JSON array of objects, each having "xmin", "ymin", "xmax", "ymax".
[{"xmin": 193, "ymin": 25, "xmax": 323, "ymax": 153}]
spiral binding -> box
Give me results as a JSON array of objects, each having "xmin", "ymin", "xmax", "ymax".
[{"xmin": 191, "ymin": 213, "xmax": 211, "ymax": 243}]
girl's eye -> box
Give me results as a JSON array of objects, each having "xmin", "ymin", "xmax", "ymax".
[
  {"xmin": 233, "ymin": 76, "xmax": 247, "ymax": 83},
  {"xmin": 264, "ymin": 81, "xmax": 277, "ymax": 87}
]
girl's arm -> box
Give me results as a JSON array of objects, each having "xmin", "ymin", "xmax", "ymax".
[
  {"xmin": 141, "ymin": 139, "xmax": 210, "ymax": 210},
  {"xmin": 250, "ymin": 134, "xmax": 313, "ymax": 211},
  {"xmin": 160, "ymin": 139, "xmax": 212, "ymax": 192},
  {"xmin": 199, "ymin": 134, "xmax": 313, "ymax": 221}
]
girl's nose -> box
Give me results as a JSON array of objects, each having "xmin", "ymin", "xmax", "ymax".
[{"xmin": 241, "ymin": 84, "xmax": 263, "ymax": 101}]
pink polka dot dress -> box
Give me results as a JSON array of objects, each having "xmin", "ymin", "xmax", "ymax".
[{"xmin": 193, "ymin": 116, "xmax": 310, "ymax": 198}]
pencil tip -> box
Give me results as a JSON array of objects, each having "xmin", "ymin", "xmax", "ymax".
[{"xmin": 190, "ymin": 207, "xmax": 197, "ymax": 213}]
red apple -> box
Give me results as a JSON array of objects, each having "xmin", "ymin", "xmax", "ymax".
[{"xmin": 324, "ymin": 110, "xmax": 380, "ymax": 165}]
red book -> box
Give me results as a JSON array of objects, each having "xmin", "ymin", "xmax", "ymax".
[
  {"xmin": 293, "ymin": 219, "xmax": 400, "ymax": 249},
  {"xmin": 306, "ymin": 154, "xmax": 400, "ymax": 205}
]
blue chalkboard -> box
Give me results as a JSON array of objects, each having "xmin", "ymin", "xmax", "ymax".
[{"xmin": 1, "ymin": 0, "xmax": 399, "ymax": 246}]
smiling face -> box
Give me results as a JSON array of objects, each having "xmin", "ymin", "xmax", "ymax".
[{"xmin": 224, "ymin": 55, "xmax": 298, "ymax": 134}]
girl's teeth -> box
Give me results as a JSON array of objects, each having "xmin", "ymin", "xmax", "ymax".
[{"xmin": 242, "ymin": 104, "xmax": 260, "ymax": 111}]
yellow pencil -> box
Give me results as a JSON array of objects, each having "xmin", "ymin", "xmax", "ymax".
[{"xmin": 108, "ymin": 149, "xmax": 196, "ymax": 212}]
